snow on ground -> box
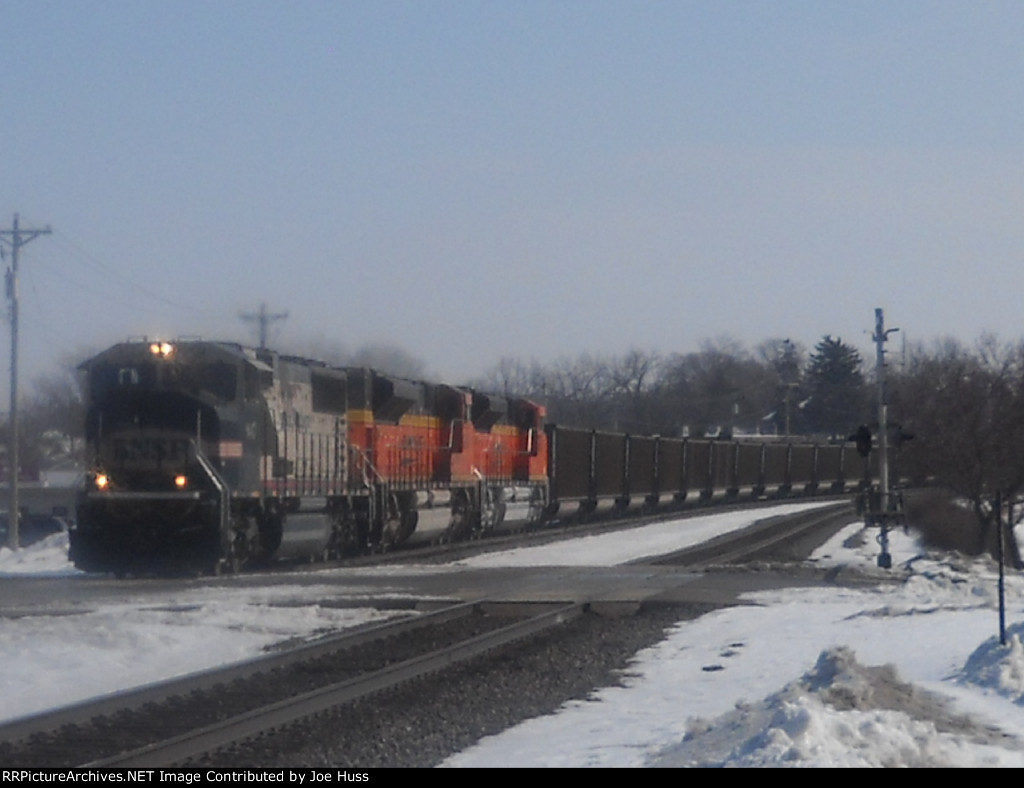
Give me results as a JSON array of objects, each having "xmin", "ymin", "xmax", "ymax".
[
  {"xmin": 0, "ymin": 536, "xmax": 407, "ymax": 722},
  {"xmin": 451, "ymin": 501, "xmax": 838, "ymax": 568},
  {"xmin": 4, "ymin": 504, "xmax": 1024, "ymax": 767}
]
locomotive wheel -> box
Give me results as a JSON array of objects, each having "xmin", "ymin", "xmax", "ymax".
[
  {"xmin": 377, "ymin": 492, "xmax": 419, "ymax": 549},
  {"xmin": 447, "ymin": 490, "xmax": 479, "ymax": 541},
  {"xmin": 325, "ymin": 500, "xmax": 358, "ymax": 558},
  {"xmin": 526, "ymin": 488, "xmax": 549, "ymax": 527},
  {"xmin": 336, "ymin": 516, "xmax": 367, "ymax": 555},
  {"xmin": 221, "ymin": 513, "xmax": 260, "ymax": 573},
  {"xmin": 480, "ymin": 487, "xmax": 506, "ymax": 533},
  {"xmin": 397, "ymin": 491, "xmax": 418, "ymax": 543},
  {"xmin": 379, "ymin": 493, "xmax": 404, "ymax": 549}
]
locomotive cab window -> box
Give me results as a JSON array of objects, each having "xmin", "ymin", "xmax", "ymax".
[
  {"xmin": 197, "ymin": 362, "xmax": 238, "ymax": 401},
  {"xmin": 88, "ymin": 363, "xmax": 156, "ymax": 397},
  {"xmin": 165, "ymin": 362, "xmax": 239, "ymax": 402}
]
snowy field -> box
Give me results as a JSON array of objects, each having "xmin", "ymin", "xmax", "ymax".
[{"xmin": 4, "ymin": 505, "xmax": 1024, "ymax": 767}]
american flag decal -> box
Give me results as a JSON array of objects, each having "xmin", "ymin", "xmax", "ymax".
[{"xmin": 218, "ymin": 441, "xmax": 244, "ymax": 458}]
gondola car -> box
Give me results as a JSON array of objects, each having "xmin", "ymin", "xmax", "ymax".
[{"xmin": 543, "ymin": 427, "xmax": 857, "ymax": 519}]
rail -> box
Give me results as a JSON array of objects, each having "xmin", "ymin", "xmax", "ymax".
[{"xmin": 86, "ymin": 602, "xmax": 585, "ymax": 767}]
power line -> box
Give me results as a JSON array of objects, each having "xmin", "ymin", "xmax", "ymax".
[{"xmin": 49, "ymin": 229, "xmax": 209, "ymax": 314}]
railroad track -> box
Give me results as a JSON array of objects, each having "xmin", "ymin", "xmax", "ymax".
[
  {"xmin": 0, "ymin": 500, "xmax": 862, "ymax": 767},
  {"xmin": 642, "ymin": 501, "xmax": 858, "ymax": 566},
  {"xmin": 331, "ymin": 494, "xmax": 856, "ymax": 570},
  {"xmin": 0, "ymin": 600, "xmax": 586, "ymax": 767}
]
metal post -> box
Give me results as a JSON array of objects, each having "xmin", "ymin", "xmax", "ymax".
[
  {"xmin": 872, "ymin": 308, "xmax": 898, "ymax": 569},
  {"xmin": 998, "ymin": 491, "xmax": 1006, "ymax": 646},
  {"xmin": 874, "ymin": 308, "xmax": 890, "ymax": 514}
]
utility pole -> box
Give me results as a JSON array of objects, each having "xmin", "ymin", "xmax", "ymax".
[
  {"xmin": 780, "ymin": 339, "xmax": 798, "ymax": 437},
  {"xmin": 240, "ymin": 302, "xmax": 288, "ymax": 349},
  {"xmin": 0, "ymin": 214, "xmax": 52, "ymax": 550}
]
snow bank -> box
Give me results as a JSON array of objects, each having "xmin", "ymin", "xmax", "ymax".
[{"xmin": 652, "ymin": 647, "xmax": 1024, "ymax": 767}]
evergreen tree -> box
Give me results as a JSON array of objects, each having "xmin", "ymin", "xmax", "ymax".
[{"xmin": 803, "ymin": 336, "xmax": 866, "ymax": 436}]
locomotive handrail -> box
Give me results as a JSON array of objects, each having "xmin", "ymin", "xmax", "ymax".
[
  {"xmin": 349, "ymin": 443, "xmax": 385, "ymax": 490},
  {"xmin": 189, "ymin": 439, "xmax": 231, "ymax": 559},
  {"xmin": 446, "ymin": 419, "xmax": 464, "ymax": 452}
]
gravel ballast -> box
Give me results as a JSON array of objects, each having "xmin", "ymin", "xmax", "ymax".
[{"xmin": 203, "ymin": 602, "xmax": 717, "ymax": 768}]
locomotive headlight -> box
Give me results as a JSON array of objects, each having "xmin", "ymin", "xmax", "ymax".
[
  {"xmin": 94, "ymin": 473, "xmax": 110, "ymax": 491},
  {"xmin": 149, "ymin": 341, "xmax": 174, "ymax": 358},
  {"xmin": 174, "ymin": 474, "xmax": 188, "ymax": 489}
]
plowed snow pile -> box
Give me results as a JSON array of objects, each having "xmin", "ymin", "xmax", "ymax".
[{"xmin": 649, "ymin": 646, "xmax": 1022, "ymax": 767}]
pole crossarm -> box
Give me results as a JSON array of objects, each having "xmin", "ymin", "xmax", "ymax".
[
  {"xmin": 240, "ymin": 302, "xmax": 288, "ymax": 349},
  {"xmin": 0, "ymin": 228, "xmax": 52, "ymax": 246}
]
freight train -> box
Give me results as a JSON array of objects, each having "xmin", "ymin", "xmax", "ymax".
[{"xmin": 69, "ymin": 340, "xmax": 867, "ymax": 575}]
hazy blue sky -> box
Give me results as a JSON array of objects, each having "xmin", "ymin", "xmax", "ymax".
[{"xmin": 4, "ymin": 0, "xmax": 1024, "ymax": 390}]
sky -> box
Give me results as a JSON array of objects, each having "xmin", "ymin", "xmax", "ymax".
[
  {"xmin": 5, "ymin": 1, "xmax": 1024, "ymax": 395},
  {"xmin": 5, "ymin": 503, "xmax": 1024, "ymax": 767}
]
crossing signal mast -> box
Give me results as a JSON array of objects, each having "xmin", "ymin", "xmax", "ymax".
[{"xmin": 866, "ymin": 307, "xmax": 906, "ymax": 568}]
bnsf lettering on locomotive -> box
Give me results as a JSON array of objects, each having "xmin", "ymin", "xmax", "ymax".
[
  {"xmin": 113, "ymin": 437, "xmax": 189, "ymax": 466},
  {"xmin": 400, "ymin": 436, "xmax": 424, "ymax": 448}
]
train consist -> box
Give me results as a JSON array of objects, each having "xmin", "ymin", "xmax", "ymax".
[{"xmin": 69, "ymin": 339, "xmax": 866, "ymax": 575}]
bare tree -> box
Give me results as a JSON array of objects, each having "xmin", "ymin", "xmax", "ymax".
[
  {"xmin": 606, "ymin": 349, "xmax": 660, "ymax": 432},
  {"xmin": 544, "ymin": 354, "xmax": 615, "ymax": 427},
  {"xmin": 756, "ymin": 338, "xmax": 806, "ymax": 435},
  {"xmin": 892, "ymin": 336, "xmax": 1024, "ymax": 560},
  {"xmin": 659, "ymin": 339, "xmax": 779, "ymax": 437},
  {"xmin": 0, "ymin": 360, "xmax": 86, "ymax": 480},
  {"xmin": 473, "ymin": 357, "xmax": 549, "ymax": 399}
]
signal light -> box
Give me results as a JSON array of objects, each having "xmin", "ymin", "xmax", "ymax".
[
  {"xmin": 174, "ymin": 474, "xmax": 188, "ymax": 489},
  {"xmin": 94, "ymin": 473, "xmax": 110, "ymax": 491},
  {"xmin": 892, "ymin": 424, "xmax": 914, "ymax": 449},
  {"xmin": 850, "ymin": 425, "xmax": 872, "ymax": 457}
]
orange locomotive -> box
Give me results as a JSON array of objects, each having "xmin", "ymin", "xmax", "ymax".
[{"xmin": 70, "ymin": 340, "xmax": 548, "ymax": 575}]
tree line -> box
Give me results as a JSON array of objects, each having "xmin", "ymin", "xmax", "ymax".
[
  {"xmin": 470, "ymin": 335, "xmax": 867, "ymax": 439},
  {"xmin": 890, "ymin": 335, "xmax": 1024, "ymax": 559}
]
